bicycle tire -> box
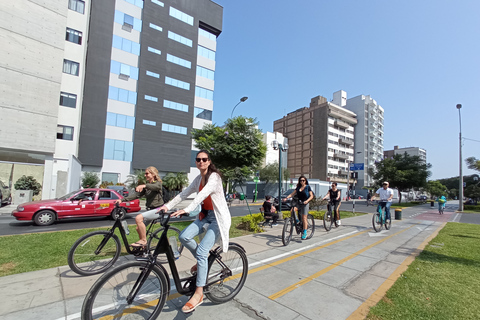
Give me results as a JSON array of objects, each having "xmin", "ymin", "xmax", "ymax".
[
  {"xmin": 205, "ymin": 244, "xmax": 248, "ymax": 304},
  {"xmin": 147, "ymin": 226, "xmax": 184, "ymax": 262},
  {"xmin": 305, "ymin": 214, "xmax": 315, "ymax": 239},
  {"xmin": 323, "ymin": 210, "xmax": 332, "ymax": 231},
  {"xmin": 282, "ymin": 218, "xmax": 293, "ymax": 246},
  {"xmin": 372, "ymin": 212, "xmax": 383, "ymax": 232},
  {"xmin": 68, "ymin": 231, "xmax": 121, "ymax": 276},
  {"xmin": 81, "ymin": 261, "xmax": 169, "ymax": 320},
  {"xmin": 384, "ymin": 215, "xmax": 392, "ymax": 230}
]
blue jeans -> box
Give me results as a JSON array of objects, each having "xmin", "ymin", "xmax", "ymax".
[
  {"xmin": 179, "ymin": 210, "xmax": 220, "ymax": 287},
  {"xmin": 378, "ymin": 201, "xmax": 392, "ymax": 220}
]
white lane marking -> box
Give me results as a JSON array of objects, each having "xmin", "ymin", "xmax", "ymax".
[{"xmin": 368, "ymin": 230, "xmax": 389, "ymax": 237}]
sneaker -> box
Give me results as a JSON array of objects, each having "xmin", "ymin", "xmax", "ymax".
[
  {"xmin": 272, "ymin": 223, "xmax": 278, "ymax": 226},
  {"xmin": 337, "ymin": 220, "xmax": 341, "ymax": 226},
  {"xmin": 301, "ymin": 230, "xmax": 307, "ymax": 240}
]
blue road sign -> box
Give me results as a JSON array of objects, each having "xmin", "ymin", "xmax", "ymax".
[{"xmin": 350, "ymin": 163, "xmax": 364, "ymax": 171}]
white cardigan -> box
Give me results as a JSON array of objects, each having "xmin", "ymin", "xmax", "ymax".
[{"xmin": 165, "ymin": 172, "xmax": 231, "ymax": 252}]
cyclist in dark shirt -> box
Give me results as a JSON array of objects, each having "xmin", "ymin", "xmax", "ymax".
[
  {"xmin": 323, "ymin": 182, "xmax": 342, "ymax": 225},
  {"xmin": 284, "ymin": 176, "xmax": 314, "ymax": 239}
]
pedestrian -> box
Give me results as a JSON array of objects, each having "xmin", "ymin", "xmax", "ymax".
[{"xmin": 262, "ymin": 195, "xmax": 279, "ymax": 226}]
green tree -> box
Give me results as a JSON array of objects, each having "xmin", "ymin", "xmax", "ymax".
[
  {"xmin": 14, "ymin": 175, "xmax": 42, "ymax": 196},
  {"xmin": 466, "ymin": 157, "xmax": 480, "ymax": 172},
  {"xmin": 126, "ymin": 169, "xmax": 146, "ymax": 190},
  {"xmin": 259, "ymin": 162, "xmax": 290, "ymax": 190},
  {"xmin": 81, "ymin": 172, "xmax": 100, "ymax": 188},
  {"xmin": 464, "ymin": 184, "xmax": 480, "ymax": 201},
  {"xmin": 192, "ymin": 116, "xmax": 267, "ymax": 188},
  {"xmin": 162, "ymin": 172, "xmax": 188, "ymax": 191},
  {"xmin": 425, "ymin": 180, "xmax": 447, "ymax": 198},
  {"xmin": 368, "ymin": 153, "xmax": 432, "ymax": 203}
]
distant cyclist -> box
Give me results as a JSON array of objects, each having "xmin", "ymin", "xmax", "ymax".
[
  {"xmin": 284, "ymin": 176, "xmax": 314, "ymax": 240},
  {"xmin": 322, "ymin": 182, "xmax": 342, "ymax": 225},
  {"xmin": 437, "ymin": 195, "xmax": 447, "ymax": 213},
  {"xmin": 372, "ymin": 181, "xmax": 394, "ymax": 221}
]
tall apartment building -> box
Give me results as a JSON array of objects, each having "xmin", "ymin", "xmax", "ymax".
[
  {"xmin": 273, "ymin": 95, "xmax": 357, "ymax": 183},
  {"xmin": 336, "ymin": 90, "xmax": 384, "ymax": 191},
  {"xmin": 1, "ymin": 0, "xmax": 223, "ymax": 199},
  {"xmin": 384, "ymin": 146, "xmax": 427, "ymax": 163}
]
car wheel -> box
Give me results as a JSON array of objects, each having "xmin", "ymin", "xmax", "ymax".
[{"xmin": 34, "ymin": 210, "xmax": 56, "ymax": 226}]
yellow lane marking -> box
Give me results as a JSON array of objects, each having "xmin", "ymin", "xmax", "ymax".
[
  {"xmin": 269, "ymin": 223, "xmax": 420, "ymax": 300},
  {"xmin": 346, "ymin": 222, "xmax": 446, "ymax": 320}
]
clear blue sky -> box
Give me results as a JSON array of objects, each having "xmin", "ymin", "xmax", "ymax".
[{"xmin": 210, "ymin": 0, "xmax": 480, "ymax": 181}]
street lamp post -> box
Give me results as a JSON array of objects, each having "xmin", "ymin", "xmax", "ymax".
[
  {"xmin": 457, "ymin": 104, "xmax": 463, "ymax": 212},
  {"xmin": 272, "ymin": 140, "xmax": 288, "ymax": 211},
  {"xmin": 230, "ymin": 96, "xmax": 248, "ymax": 118}
]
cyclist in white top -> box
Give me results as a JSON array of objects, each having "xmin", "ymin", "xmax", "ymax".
[{"xmin": 372, "ymin": 181, "xmax": 394, "ymax": 220}]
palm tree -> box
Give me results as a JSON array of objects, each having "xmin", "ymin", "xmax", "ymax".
[
  {"xmin": 163, "ymin": 172, "xmax": 188, "ymax": 191},
  {"xmin": 126, "ymin": 169, "xmax": 146, "ymax": 190}
]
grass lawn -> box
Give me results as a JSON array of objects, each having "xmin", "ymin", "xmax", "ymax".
[
  {"xmin": 367, "ymin": 222, "xmax": 480, "ymax": 320},
  {"xmin": 0, "ymin": 216, "xmax": 254, "ymax": 277}
]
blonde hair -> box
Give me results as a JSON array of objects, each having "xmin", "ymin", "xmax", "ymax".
[{"xmin": 146, "ymin": 166, "xmax": 162, "ymax": 183}]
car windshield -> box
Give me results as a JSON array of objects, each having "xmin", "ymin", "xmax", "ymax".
[
  {"xmin": 282, "ymin": 189, "xmax": 295, "ymax": 197},
  {"xmin": 57, "ymin": 190, "xmax": 81, "ymax": 200}
]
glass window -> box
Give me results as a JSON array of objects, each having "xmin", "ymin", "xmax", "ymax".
[
  {"xmin": 147, "ymin": 47, "xmax": 161, "ymax": 55},
  {"xmin": 124, "ymin": 0, "xmax": 144, "ymax": 8},
  {"xmin": 199, "ymin": 28, "xmax": 216, "ymax": 41},
  {"xmin": 164, "ymin": 100, "xmax": 188, "ymax": 112},
  {"xmin": 194, "ymin": 107, "xmax": 212, "ymax": 120},
  {"xmin": 165, "ymin": 77, "xmax": 190, "ymax": 90},
  {"xmin": 196, "ymin": 66, "xmax": 214, "ymax": 80},
  {"xmin": 168, "ymin": 31, "xmax": 192, "ymax": 47},
  {"xmin": 124, "ymin": 14, "xmax": 134, "ymax": 27},
  {"xmin": 146, "ymin": 70, "xmax": 160, "ymax": 78},
  {"xmin": 63, "ymin": 59, "xmax": 79, "ymax": 76},
  {"xmin": 145, "ymin": 95, "xmax": 158, "ymax": 102},
  {"xmin": 149, "ymin": 23, "xmax": 162, "ymax": 32},
  {"xmin": 114, "ymin": 11, "xmax": 142, "ymax": 32},
  {"xmin": 59, "ymin": 92, "xmax": 77, "ymax": 108},
  {"xmin": 66, "ymin": 28, "xmax": 82, "ymax": 44},
  {"xmin": 108, "ymin": 86, "xmax": 137, "ymax": 105},
  {"xmin": 57, "ymin": 125, "xmax": 74, "ymax": 140},
  {"xmin": 104, "ymin": 139, "xmax": 133, "ymax": 161},
  {"xmin": 169, "ymin": 7, "xmax": 193, "ymax": 25},
  {"xmin": 68, "ymin": 0, "xmax": 85, "ymax": 14},
  {"xmin": 110, "ymin": 60, "xmax": 138, "ymax": 80},
  {"xmin": 152, "ymin": 0, "xmax": 164, "ymax": 7},
  {"xmin": 198, "ymin": 46, "xmax": 215, "ymax": 61},
  {"xmin": 112, "ymin": 35, "xmax": 140, "ymax": 55},
  {"xmin": 167, "ymin": 54, "xmax": 191, "ymax": 68},
  {"xmin": 162, "ymin": 123, "xmax": 187, "ymax": 135},
  {"xmin": 195, "ymin": 86, "xmax": 213, "ymax": 100},
  {"xmin": 142, "ymin": 119, "xmax": 156, "ymax": 126}
]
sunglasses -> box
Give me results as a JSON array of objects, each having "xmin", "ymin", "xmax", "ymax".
[
  {"xmin": 300, "ymin": 179, "xmax": 306, "ymax": 182},
  {"xmin": 195, "ymin": 157, "xmax": 209, "ymax": 163}
]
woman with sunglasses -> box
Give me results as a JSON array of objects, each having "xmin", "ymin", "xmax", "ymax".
[
  {"xmin": 115, "ymin": 166, "xmax": 164, "ymax": 247},
  {"xmin": 284, "ymin": 175, "xmax": 314, "ymax": 240},
  {"xmin": 158, "ymin": 150, "xmax": 231, "ymax": 313},
  {"xmin": 322, "ymin": 182, "xmax": 342, "ymax": 225}
]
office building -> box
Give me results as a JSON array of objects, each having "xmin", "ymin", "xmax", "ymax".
[{"xmin": 384, "ymin": 146, "xmax": 427, "ymax": 162}]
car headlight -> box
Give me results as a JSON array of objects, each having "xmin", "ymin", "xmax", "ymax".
[{"xmin": 17, "ymin": 206, "xmax": 24, "ymax": 212}]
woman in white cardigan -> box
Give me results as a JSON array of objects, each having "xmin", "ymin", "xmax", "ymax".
[{"xmin": 159, "ymin": 150, "xmax": 231, "ymax": 313}]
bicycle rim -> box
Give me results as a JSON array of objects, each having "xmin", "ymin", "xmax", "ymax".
[
  {"xmin": 385, "ymin": 216, "xmax": 392, "ymax": 230},
  {"xmin": 306, "ymin": 214, "xmax": 315, "ymax": 239},
  {"xmin": 147, "ymin": 227, "xmax": 184, "ymax": 262},
  {"xmin": 82, "ymin": 261, "xmax": 168, "ymax": 320},
  {"xmin": 205, "ymin": 245, "xmax": 248, "ymax": 304},
  {"xmin": 323, "ymin": 211, "xmax": 332, "ymax": 231},
  {"xmin": 282, "ymin": 218, "xmax": 293, "ymax": 246},
  {"xmin": 372, "ymin": 213, "xmax": 383, "ymax": 232},
  {"xmin": 68, "ymin": 231, "xmax": 121, "ymax": 276}
]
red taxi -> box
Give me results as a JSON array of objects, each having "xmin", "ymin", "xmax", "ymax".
[{"xmin": 12, "ymin": 188, "xmax": 140, "ymax": 226}]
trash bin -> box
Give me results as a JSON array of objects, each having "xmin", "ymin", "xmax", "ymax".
[
  {"xmin": 395, "ymin": 209, "xmax": 402, "ymax": 220},
  {"xmin": 239, "ymin": 193, "xmax": 245, "ymax": 201},
  {"xmin": 430, "ymin": 201, "xmax": 434, "ymax": 207}
]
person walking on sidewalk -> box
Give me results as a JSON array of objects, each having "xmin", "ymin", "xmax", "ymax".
[
  {"xmin": 372, "ymin": 181, "xmax": 394, "ymax": 221},
  {"xmin": 115, "ymin": 166, "xmax": 164, "ymax": 248},
  {"xmin": 283, "ymin": 176, "xmax": 314, "ymax": 239},
  {"xmin": 158, "ymin": 150, "xmax": 231, "ymax": 313}
]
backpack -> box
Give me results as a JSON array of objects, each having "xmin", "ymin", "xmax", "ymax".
[{"xmin": 162, "ymin": 186, "xmax": 171, "ymax": 203}]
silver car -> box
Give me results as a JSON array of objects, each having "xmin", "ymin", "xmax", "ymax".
[{"xmin": 0, "ymin": 180, "xmax": 12, "ymax": 206}]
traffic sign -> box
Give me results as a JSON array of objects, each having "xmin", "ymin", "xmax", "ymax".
[{"xmin": 349, "ymin": 163, "xmax": 364, "ymax": 171}]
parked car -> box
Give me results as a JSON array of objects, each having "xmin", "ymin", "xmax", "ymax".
[
  {"xmin": 465, "ymin": 199, "xmax": 478, "ymax": 205},
  {"xmin": 351, "ymin": 195, "xmax": 364, "ymax": 199},
  {"xmin": 274, "ymin": 189, "xmax": 296, "ymax": 211},
  {"xmin": 0, "ymin": 180, "xmax": 12, "ymax": 206},
  {"xmin": 107, "ymin": 185, "xmax": 129, "ymax": 197},
  {"xmin": 416, "ymin": 195, "xmax": 428, "ymax": 201},
  {"xmin": 11, "ymin": 188, "xmax": 141, "ymax": 226}
]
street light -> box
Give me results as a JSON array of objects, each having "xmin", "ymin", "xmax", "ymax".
[
  {"xmin": 272, "ymin": 140, "xmax": 288, "ymax": 211},
  {"xmin": 230, "ymin": 96, "xmax": 248, "ymax": 118},
  {"xmin": 457, "ymin": 103, "xmax": 463, "ymax": 212}
]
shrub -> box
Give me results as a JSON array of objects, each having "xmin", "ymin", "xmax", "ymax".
[
  {"xmin": 464, "ymin": 205, "xmax": 480, "ymax": 212},
  {"xmin": 14, "ymin": 175, "xmax": 42, "ymax": 196},
  {"xmin": 99, "ymin": 181, "xmax": 114, "ymax": 189},
  {"xmin": 238, "ymin": 213, "xmax": 264, "ymax": 233},
  {"xmin": 81, "ymin": 172, "xmax": 100, "ymax": 188}
]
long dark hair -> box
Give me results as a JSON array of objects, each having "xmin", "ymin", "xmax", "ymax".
[
  {"xmin": 296, "ymin": 175, "xmax": 309, "ymax": 189},
  {"xmin": 196, "ymin": 150, "xmax": 221, "ymax": 183}
]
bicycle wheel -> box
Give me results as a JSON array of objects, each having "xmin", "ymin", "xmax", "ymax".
[
  {"xmin": 68, "ymin": 231, "xmax": 121, "ymax": 276},
  {"xmin": 205, "ymin": 244, "xmax": 248, "ymax": 304},
  {"xmin": 147, "ymin": 226, "xmax": 184, "ymax": 262},
  {"xmin": 323, "ymin": 210, "xmax": 332, "ymax": 231},
  {"xmin": 282, "ymin": 217, "xmax": 293, "ymax": 246},
  {"xmin": 82, "ymin": 261, "xmax": 168, "ymax": 320},
  {"xmin": 305, "ymin": 214, "xmax": 315, "ymax": 239},
  {"xmin": 372, "ymin": 212, "xmax": 383, "ymax": 232},
  {"xmin": 384, "ymin": 214, "xmax": 392, "ymax": 230}
]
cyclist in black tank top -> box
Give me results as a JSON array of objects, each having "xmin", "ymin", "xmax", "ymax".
[
  {"xmin": 283, "ymin": 175, "xmax": 314, "ymax": 240},
  {"xmin": 323, "ymin": 182, "xmax": 342, "ymax": 225}
]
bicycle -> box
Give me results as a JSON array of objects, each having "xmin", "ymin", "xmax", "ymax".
[
  {"xmin": 372, "ymin": 201, "xmax": 391, "ymax": 232},
  {"xmin": 282, "ymin": 199, "xmax": 315, "ymax": 246},
  {"xmin": 68, "ymin": 203, "xmax": 183, "ymax": 276},
  {"xmin": 323, "ymin": 200, "xmax": 339, "ymax": 231},
  {"xmin": 81, "ymin": 210, "xmax": 248, "ymax": 319}
]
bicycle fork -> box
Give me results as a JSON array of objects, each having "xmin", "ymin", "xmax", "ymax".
[{"xmin": 126, "ymin": 260, "xmax": 158, "ymax": 304}]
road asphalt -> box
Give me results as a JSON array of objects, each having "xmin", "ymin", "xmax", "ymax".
[{"xmin": 0, "ymin": 201, "xmax": 477, "ymax": 320}]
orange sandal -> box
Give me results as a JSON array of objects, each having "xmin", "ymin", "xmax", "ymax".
[{"xmin": 182, "ymin": 294, "xmax": 203, "ymax": 313}]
